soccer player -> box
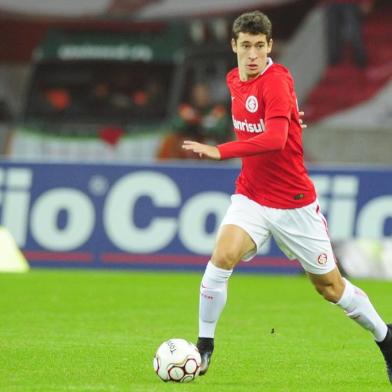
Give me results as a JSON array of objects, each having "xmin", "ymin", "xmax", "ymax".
[{"xmin": 182, "ymin": 10, "xmax": 392, "ymax": 383}]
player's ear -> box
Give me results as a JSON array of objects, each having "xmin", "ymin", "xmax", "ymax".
[
  {"xmin": 267, "ymin": 38, "xmax": 273, "ymax": 54},
  {"xmin": 231, "ymin": 38, "xmax": 237, "ymax": 53}
]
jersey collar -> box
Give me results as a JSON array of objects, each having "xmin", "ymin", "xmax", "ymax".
[
  {"xmin": 260, "ymin": 57, "xmax": 273, "ymax": 76},
  {"xmin": 237, "ymin": 57, "xmax": 274, "ymax": 83}
]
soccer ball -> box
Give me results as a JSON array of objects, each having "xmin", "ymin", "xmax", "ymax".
[{"xmin": 153, "ymin": 338, "xmax": 201, "ymax": 383}]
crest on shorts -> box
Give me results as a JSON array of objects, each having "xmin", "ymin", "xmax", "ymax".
[
  {"xmin": 245, "ymin": 96, "xmax": 258, "ymax": 113},
  {"xmin": 317, "ymin": 253, "xmax": 328, "ymax": 265}
]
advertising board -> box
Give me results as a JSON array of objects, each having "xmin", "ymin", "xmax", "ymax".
[{"xmin": 1, "ymin": 161, "xmax": 391, "ymax": 274}]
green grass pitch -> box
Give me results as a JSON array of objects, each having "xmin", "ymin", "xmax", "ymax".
[{"xmin": 0, "ymin": 269, "xmax": 391, "ymax": 391}]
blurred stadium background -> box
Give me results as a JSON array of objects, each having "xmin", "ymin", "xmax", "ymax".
[{"xmin": 0, "ymin": 0, "xmax": 392, "ymax": 284}]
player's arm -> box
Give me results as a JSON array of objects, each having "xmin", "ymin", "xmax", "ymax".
[
  {"xmin": 217, "ymin": 117, "xmax": 288, "ymax": 159},
  {"xmin": 214, "ymin": 74, "xmax": 294, "ymax": 159},
  {"xmin": 182, "ymin": 76, "xmax": 295, "ymax": 160},
  {"xmin": 182, "ymin": 140, "xmax": 221, "ymax": 160},
  {"xmin": 182, "ymin": 117, "xmax": 288, "ymax": 160}
]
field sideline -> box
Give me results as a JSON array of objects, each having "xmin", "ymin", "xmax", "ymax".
[{"xmin": 0, "ymin": 270, "xmax": 391, "ymax": 391}]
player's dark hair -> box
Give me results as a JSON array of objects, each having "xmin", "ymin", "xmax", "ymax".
[{"xmin": 232, "ymin": 11, "xmax": 272, "ymax": 42}]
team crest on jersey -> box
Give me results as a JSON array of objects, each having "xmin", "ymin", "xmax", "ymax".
[{"xmin": 245, "ymin": 96, "xmax": 258, "ymax": 113}]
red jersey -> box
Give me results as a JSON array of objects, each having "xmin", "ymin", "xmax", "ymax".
[{"xmin": 218, "ymin": 60, "xmax": 316, "ymax": 209}]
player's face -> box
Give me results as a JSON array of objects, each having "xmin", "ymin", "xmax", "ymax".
[{"xmin": 231, "ymin": 32, "xmax": 272, "ymax": 81}]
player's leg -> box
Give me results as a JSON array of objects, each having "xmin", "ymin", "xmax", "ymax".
[
  {"xmin": 308, "ymin": 268, "xmax": 388, "ymax": 340},
  {"xmin": 268, "ymin": 200, "xmax": 391, "ymax": 382},
  {"xmin": 308, "ymin": 268, "xmax": 392, "ymax": 383},
  {"xmin": 197, "ymin": 194, "xmax": 270, "ymax": 375},
  {"xmin": 197, "ymin": 223, "xmax": 256, "ymax": 374},
  {"xmin": 200, "ymin": 223, "xmax": 256, "ymax": 336}
]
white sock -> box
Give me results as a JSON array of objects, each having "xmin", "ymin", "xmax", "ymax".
[
  {"xmin": 336, "ymin": 278, "xmax": 388, "ymax": 342},
  {"xmin": 199, "ymin": 261, "xmax": 233, "ymax": 338}
]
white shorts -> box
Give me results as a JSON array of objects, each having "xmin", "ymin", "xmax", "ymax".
[{"xmin": 219, "ymin": 194, "xmax": 336, "ymax": 275}]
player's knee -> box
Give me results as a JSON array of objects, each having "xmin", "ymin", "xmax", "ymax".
[
  {"xmin": 211, "ymin": 247, "xmax": 241, "ymax": 270},
  {"xmin": 314, "ymin": 282, "xmax": 342, "ymax": 303}
]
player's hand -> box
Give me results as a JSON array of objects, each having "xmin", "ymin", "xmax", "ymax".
[
  {"xmin": 182, "ymin": 140, "xmax": 221, "ymax": 160},
  {"xmin": 299, "ymin": 111, "xmax": 307, "ymax": 129}
]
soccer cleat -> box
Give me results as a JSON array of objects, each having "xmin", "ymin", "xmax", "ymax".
[
  {"xmin": 376, "ymin": 324, "xmax": 392, "ymax": 383},
  {"xmin": 196, "ymin": 337, "xmax": 214, "ymax": 376},
  {"xmin": 199, "ymin": 351, "xmax": 213, "ymax": 376}
]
